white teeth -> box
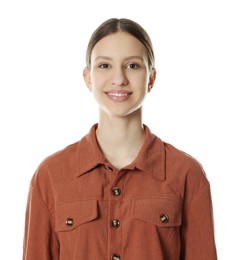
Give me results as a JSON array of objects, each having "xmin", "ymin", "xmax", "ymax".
[{"xmin": 108, "ymin": 92, "xmax": 129, "ymax": 97}]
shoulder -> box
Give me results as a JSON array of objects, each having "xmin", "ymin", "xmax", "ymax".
[
  {"xmin": 40, "ymin": 140, "xmax": 80, "ymax": 172},
  {"xmin": 30, "ymin": 141, "xmax": 80, "ymax": 188},
  {"xmin": 145, "ymin": 126, "xmax": 208, "ymax": 185},
  {"xmin": 162, "ymin": 140, "xmax": 209, "ymax": 197},
  {"xmin": 43, "ymin": 141, "xmax": 80, "ymax": 169},
  {"xmin": 164, "ymin": 141, "xmax": 205, "ymax": 173}
]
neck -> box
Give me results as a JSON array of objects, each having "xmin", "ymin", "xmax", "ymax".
[{"xmin": 96, "ymin": 110, "xmax": 145, "ymax": 168}]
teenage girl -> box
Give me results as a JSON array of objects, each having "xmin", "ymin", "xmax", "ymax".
[{"xmin": 23, "ymin": 18, "xmax": 217, "ymax": 260}]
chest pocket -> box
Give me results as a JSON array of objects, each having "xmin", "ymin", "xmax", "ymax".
[
  {"xmin": 55, "ymin": 199, "xmax": 98, "ymax": 232},
  {"xmin": 133, "ymin": 197, "xmax": 182, "ymax": 227}
]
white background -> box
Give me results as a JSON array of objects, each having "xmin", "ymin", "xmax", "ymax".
[{"xmin": 0, "ymin": 0, "xmax": 238, "ymax": 259}]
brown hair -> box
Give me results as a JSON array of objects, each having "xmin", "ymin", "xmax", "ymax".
[{"xmin": 86, "ymin": 18, "xmax": 155, "ymax": 71}]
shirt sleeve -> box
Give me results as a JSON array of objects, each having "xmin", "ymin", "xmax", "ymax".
[
  {"xmin": 180, "ymin": 183, "xmax": 217, "ymax": 260},
  {"xmin": 23, "ymin": 171, "xmax": 59, "ymax": 259}
]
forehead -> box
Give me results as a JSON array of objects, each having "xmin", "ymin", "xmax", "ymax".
[{"xmin": 91, "ymin": 32, "xmax": 147, "ymax": 59}]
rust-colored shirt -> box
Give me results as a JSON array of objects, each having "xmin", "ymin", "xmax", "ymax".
[{"xmin": 23, "ymin": 124, "xmax": 217, "ymax": 260}]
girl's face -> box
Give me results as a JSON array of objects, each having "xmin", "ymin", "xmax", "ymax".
[{"xmin": 84, "ymin": 32, "xmax": 156, "ymax": 118}]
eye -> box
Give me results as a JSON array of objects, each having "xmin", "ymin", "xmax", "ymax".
[
  {"xmin": 126, "ymin": 63, "xmax": 140, "ymax": 69},
  {"xmin": 99, "ymin": 63, "xmax": 110, "ymax": 69}
]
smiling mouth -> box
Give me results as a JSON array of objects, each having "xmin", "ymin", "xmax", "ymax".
[
  {"xmin": 105, "ymin": 91, "xmax": 132, "ymax": 102},
  {"xmin": 106, "ymin": 90, "xmax": 132, "ymax": 95},
  {"xmin": 107, "ymin": 92, "xmax": 131, "ymax": 97}
]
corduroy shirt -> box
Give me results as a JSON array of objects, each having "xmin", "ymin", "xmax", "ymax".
[{"xmin": 23, "ymin": 124, "xmax": 217, "ymax": 260}]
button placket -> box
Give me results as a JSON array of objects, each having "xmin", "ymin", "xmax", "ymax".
[
  {"xmin": 109, "ymin": 186, "xmax": 122, "ymax": 260},
  {"xmin": 110, "ymin": 187, "xmax": 121, "ymax": 230},
  {"xmin": 108, "ymin": 171, "xmax": 125, "ymax": 259}
]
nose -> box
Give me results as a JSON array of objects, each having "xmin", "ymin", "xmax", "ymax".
[{"xmin": 111, "ymin": 68, "xmax": 128, "ymax": 86}]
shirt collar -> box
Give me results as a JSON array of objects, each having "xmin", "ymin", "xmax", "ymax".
[{"xmin": 75, "ymin": 124, "xmax": 166, "ymax": 182}]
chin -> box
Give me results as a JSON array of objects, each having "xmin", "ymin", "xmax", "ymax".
[{"xmin": 102, "ymin": 106, "xmax": 142, "ymax": 119}]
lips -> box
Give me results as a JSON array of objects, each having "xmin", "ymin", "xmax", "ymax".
[{"xmin": 105, "ymin": 90, "xmax": 132, "ymax": 102}]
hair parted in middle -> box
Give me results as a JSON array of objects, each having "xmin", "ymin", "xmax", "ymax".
[{"xmin": 85, "ymin": 18, "xmax": 155, "ymax": 71}]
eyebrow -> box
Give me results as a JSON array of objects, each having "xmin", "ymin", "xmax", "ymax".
[{"xmin": 94, "ymin": 55, "xmax": 144, "ymax": 62}]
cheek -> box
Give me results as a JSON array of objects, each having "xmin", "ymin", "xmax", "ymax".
[
  {"xmin": 133, "ymin": 74, "xmax": 149, "ymax": 88},
  {"xmin": 91, "ymin": 71, "xmax": 108, "ymax": 86}
]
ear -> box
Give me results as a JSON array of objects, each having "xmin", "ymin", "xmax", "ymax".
[
  {"xmin": 83, "ymin": 67, "xmax": 92, "ymax": 92},
  {"xmin": 148, "ymin": 69, "xmax": 156, "ymax": 92}
]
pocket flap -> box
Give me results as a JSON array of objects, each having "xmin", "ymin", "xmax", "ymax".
[
  {"xmin": 133, "ymin": 197, "xmax": 182, "ymax": 227},
  {"xmin": 55, "ymin": 199, "xmax": 98, "ymax": 232}
]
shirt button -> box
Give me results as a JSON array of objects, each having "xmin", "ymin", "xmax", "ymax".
[
  {"xmin": 112, "ymin": 187, "xmax": 121, "ymax": 196},
  {"xmin": 111, "ymin": 253, "xmax": 120, "ymax": 260},
  {"xmin": 160, "ymin": 213, "xmax": 169, "ymax": 223},
  {"xmin": 111, "ymin": 219, "xmax": 120, "ymax": 229},
  {"xmin": 104, "ymin": 165, "xmax": 113, "ymax": 171},
  {"xmin": 65, "ymin": 218, "xmax": 74, "ymax": 227}
]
